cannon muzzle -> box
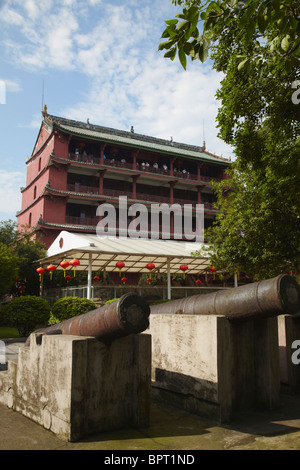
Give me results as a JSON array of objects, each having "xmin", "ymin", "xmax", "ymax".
[
  {"xmin": 26, "ymin": 292, "xmax": 150, "ymax": 346},
  {"xmin": 151, "ymin": 274, "xmax": 300, "ymax": 321}
]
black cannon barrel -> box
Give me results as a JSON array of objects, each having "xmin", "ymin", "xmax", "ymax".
[
  {"xmin": 26, "ymin": 292, "xmax": 150, "ymax": 346},
  {"xmin": 151, "ymin": 274, "xmax": 300, "ymax": 321}
]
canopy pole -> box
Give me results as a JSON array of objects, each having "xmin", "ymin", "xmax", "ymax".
[
  {"xmin": 87, "ymin": 253, "xmax": 92, "ymax": 300},
  {"xmin": 167, "ymin": 258, "xmax": 171, "ymax": 300}
]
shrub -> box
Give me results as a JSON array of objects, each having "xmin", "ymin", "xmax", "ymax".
[
  {"xmin": 51, "ymin": 297, "xmax": 97, "ymax": 323},
  {"xmin": 0, "ymin": 296, "xmax": 51, "ymax": 337},
  {"xmin": 104, "ymin": 298, "xmax": 119, "ymax": 305}
]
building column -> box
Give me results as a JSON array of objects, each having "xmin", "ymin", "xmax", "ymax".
[
  {"xmin": 132, "ymin": 149, "xmax": 140, "ymax": 170},
  {"xmin": 197, "ymin": 162, "xmax": 204, "ymax": 181},
  {"xmin": 169, "ymin": 181, "xmax": 178, "ymax": 238},
  {"xmin": 87, "ymin": 253, "xmax": 92, "ymax": 300},
  {"xmin": 132, "ymin": 175, "xmax": 140, "ymax": 200},
  {"xmin": 167, "ymin": 258, "xmax": 171, "ymax": 300},
  {"xmin": 100, "ymin": 143, "xmax": 107, "ymax": 165},
  {"xmin": 197, "ymin": 185, "xmax": 204, "ymax": 205},
  {"xmin": 99, "ymin": 170, "xmax": 106, "ymax": 196},
  {"xmin": 170, "ymin": 157, "xmax": 176, "ymax": 177},
  {"xmin": 169, "ymin": 181, "xmax": 177, "ymax": 205}
]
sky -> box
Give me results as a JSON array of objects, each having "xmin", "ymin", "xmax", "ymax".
[{"xmin": 0, "ymin": 0, "xmax": 234, "ymax": 223}]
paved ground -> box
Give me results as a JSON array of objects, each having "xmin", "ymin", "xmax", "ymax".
[{"xmin": 1, "ymin": 339, "xmax": 300, "ymax": 451}]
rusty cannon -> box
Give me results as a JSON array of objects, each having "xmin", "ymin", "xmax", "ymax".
[
  {"xmin": 25, "ymin": 292, "xmax": 150, "ymax": 346},
  {"xmin": 150, "ymin": 274, "xmax": 300, "ymax": 321}
]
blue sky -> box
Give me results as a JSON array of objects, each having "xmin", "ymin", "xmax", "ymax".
[{"xmin": 0, "ymin": 0, "xmax": 234, "ymax": 222}]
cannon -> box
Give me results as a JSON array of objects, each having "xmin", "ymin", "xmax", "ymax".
[
  {"xmin": 26, "ymin": 292, "xmax": 150, "ymax": 346},
  {"xmin": 150, "ymin": 274, "xmax": 300, "ymax": 321}
]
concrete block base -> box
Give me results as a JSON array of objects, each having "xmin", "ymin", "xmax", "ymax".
[
  {"xmin": 148, "ymin": 314, "xmax": 280, "ymax": 423},
  {"xmin": 0, "ymin": 333, "xmax": 151, "ymax": 441},
  {"xmin": 278, "ymin": 315, "xmax": 300, "ymax": 394}
]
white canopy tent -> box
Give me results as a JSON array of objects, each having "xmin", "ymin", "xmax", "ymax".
[{"xmin": 36, "ymin": 231, "xmax": 213, "ymax": 299}]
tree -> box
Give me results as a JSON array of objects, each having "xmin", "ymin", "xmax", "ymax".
[
  {"xmin": 159, "ymin": 0, "xmax": 300, "ymax": 278},
  {"xmin": 193, "ymin": 139, "xmax": 300, "ymax": 279},
  {"xmin": 0, "ymin": 242, "xmax": 18, "ymax": 300},
  {"xmin": 159, "ymin": 0, "xmax": 299, "ymax": 76},
  {"xmin": 0, "ymin": 220, "xmax": 46, "ymax": 297}
]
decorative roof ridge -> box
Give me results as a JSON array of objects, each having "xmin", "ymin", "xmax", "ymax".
[{"xmin": 44, "ymin": 111, "xmax": 231, "ymax": 163}]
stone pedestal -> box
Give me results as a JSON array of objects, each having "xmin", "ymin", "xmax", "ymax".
[
  {"xmin": 0, "ymin": 333, "xmax": 151, "ymax": 441},
  {"xmin": 278, "ymin": 315, "xmax": 300, "ymax": 394},
  {"xmin": 148, "ymin": 314, "xmax": 280, "ymax": 423}
]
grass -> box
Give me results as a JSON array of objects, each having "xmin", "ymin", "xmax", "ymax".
[{"xmin": 0, "ymin": 327, "xmax": 20, "ymax": 339}]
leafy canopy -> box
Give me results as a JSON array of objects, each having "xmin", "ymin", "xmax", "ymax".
[
  {"xmin": 159, "ymin": 0, "xmax": 300, "ymax": 74},
  {"xmin": 159, "ymin": 0, "xmax": 300, "ymax": 278}
]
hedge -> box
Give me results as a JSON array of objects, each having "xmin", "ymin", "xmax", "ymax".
[
  {"xmin": 0, "ymin": 296, "xmax": 51, "ymax": 337},
  {"xmin": 51, "ymin": 297, "xmax": 97, "ymax": 323}
]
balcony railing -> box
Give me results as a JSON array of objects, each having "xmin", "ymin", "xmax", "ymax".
[
  {"xmin": 67, "ymin": 184, "xmax": 99, "ymax": 194},
  {"xmin": 68, "ymin": 153, "xmax": 223, "ymax": 183},
  {"xmin": 65, "ymin": 215, "xmax": 98, "ymax": 226},
  {"xmin": 65, "ymin": 184, "xmax": 217, "ymax": 209}
]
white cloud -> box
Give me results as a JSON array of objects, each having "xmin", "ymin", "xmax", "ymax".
[
  {"xmin": 0, "ymin": 0, "xmax": 234, "ymax": 159},
  {"xmin": 0, "ymin": 170, "xmax": 25, "ymax": 217}
]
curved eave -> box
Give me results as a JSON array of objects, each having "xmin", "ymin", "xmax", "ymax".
[{"xmin": 54, "ymin": 121, "xmax": 230, "ymax": 167}]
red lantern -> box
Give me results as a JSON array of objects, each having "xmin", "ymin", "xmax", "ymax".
[
  {"xmin": 18, "ymin": 285, "xmax": 25, "ymax": 295},
  {"xmin": 146, "ymin": 263, "xmax": 155, "ymax": 279},
  {"xmin": 196, "ymin": 279, "xmax": 202, "ymax": 286},
  {"xmin": 70, "ymin": 258, "xmax": 80, "ymax": 277},
  {"xmin": 36, "ymin": 267, "xmax": 45, "ymax": 282},
  {"xmin": 116, "ymin": 261, "xmax": 125, "ymax": 277},
  {"xmin": 180, "ymin": 264, "xmax": 188, "ymax": 279},
  {"xmin": 147, "ymin": 277, "xmax": 153, "ymax": 285},
  {"xmin": 60, "ymin": 259, "xmax": 69, "ymax": 277},
  {"xmin": 209, "ymin": 266, "xmax": 216, "ymax": 280},
  {"xmin": 121, "ymin": 277, "xmax": 127, "ymax": 285},
  {"xmin": 46, "ymin": 264, "xmax": 56, "ymax": 280},
  {"xmin": 65, "ymin": 275, "xmax": 72, "ymax": 284},
  {"xmin": 93, "ymin": 275, "xmax": 100, "ymax": 281}
]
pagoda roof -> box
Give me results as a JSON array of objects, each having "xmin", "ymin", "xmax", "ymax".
[{"xmin": 43, "ymin": 112, "xmax": 230, "ymax": 166}]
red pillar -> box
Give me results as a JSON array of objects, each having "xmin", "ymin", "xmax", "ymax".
[
  {"xmin": 99, "ymin": 170, "xmax": 106, "ymax": 195},
  {"xmin": 132, "ymin": 175, "xmax": 140, "ymax": 199}
]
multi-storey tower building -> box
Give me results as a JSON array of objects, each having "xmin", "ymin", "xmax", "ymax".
[{"xmin": 17, "ymin": 107, "xmax": 230, "ymax": 248}]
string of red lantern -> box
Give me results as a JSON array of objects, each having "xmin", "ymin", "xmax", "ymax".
[
  {"xmin": 36, "ymin": 267, "xmax": 45, "ymax": 282},
  {"xmin": 121, "ymin": 277, "xmax": 127, "ymax": 285},
  {"xmin": 65, "ymin": 275, "xmax": 72, "ymax": 284},
  {"xmin": 209, "ymin": 266, "xmax": 216, "ymax": 280},
  {"xmin": 70, "ymin": 258, "xmax": 80, "ymax": 277},
  {"xmin": 180, "ymin": 264, "xmax": 188, "ymax": 279},
  {"xmin": 146, "ymin": 263, "xmax": 155, "ymax": 279},
  {"xmin": 116, "ymin": 261, "xmax": 125, "ymax": 277},
  {"xmin": 60, "ymin": 259, "xmax": 69, "ymax": 277},
  {"xmin": 46, "ymin": 264, "xmax": 56, "ymax": 280}
]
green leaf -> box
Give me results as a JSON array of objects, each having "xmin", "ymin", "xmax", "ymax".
[
  {"xmin": 184, "ymin": 42, "xmax": 195, "ymax": 57},
  {"xmin": 165, "ymin": 19, "xmax": 178, "ymax": 26},
  {"xmin": 281, "ymin": 35, "xmax": 290, "ymax": 52},
  {"xmin": 237, "ymin": 57, "xmax": 249, "ymax": 70},
  {"xmin": 257, "ymin": 12, "xmax": 266, "ymax": 34},
  {"xmin": 178, "ymin": 47, "xmax": 187, "ymax": 70},
  {"xmin": 158, "ymin": 39, "xmax": 175, "ymax": 51},
  {"xmin": 164, "ymin": 47, "xmax": 177, "ymax": 61},
  {"xmin": 177, "ymin": 20, "xmax": 189, "ymax": 31}
]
